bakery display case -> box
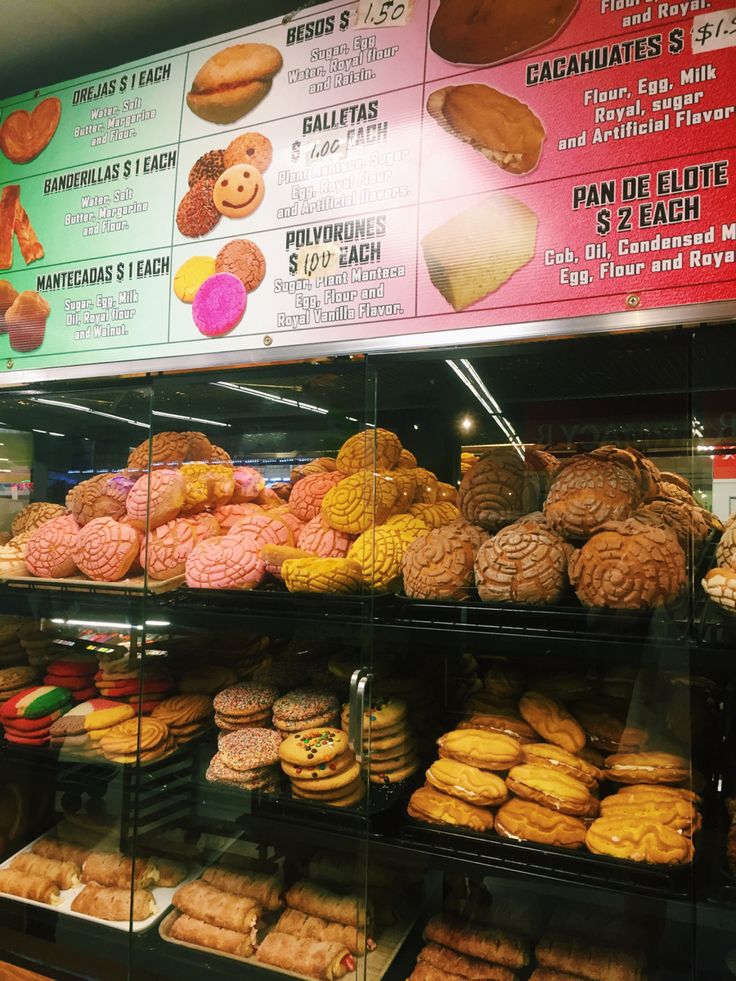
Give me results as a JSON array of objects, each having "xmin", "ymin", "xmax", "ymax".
[{"xmin": 0, "ymin": 323, "xmax": 733, "ymax": 980}]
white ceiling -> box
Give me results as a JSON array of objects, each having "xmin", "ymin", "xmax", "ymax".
[{"xmin": 1, "ymin": 0, "xmax": 296, "ymax": 98}]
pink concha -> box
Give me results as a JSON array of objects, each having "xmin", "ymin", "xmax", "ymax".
[
  {"xmin": 126, "ymin": 468, "xmax": 186, "ymax": 530},
  {"xmin": 288, "ymin": 470, "xmax": 343, "ymax": 522},
  {"xmin": 271, "ymin": 508, "xmax": 305, "ymax": 541},
  {"xmin": 72, "ymin": 517, "xmax": 140, "ymax": 582},
  {"xmin": 185, "ymin": 534, "xmax": 266, "ymax": 590},
  {"xmin": 213, "ymin": 503, "xmax": 263, "ymax": 532},
  {"xmin": 227, "ymin": 512, "xmax": 293, "ymax": 547},
  {"xmin": 253, "ymin": 486, "xmax": 283, "ymax": 510},
  {"xmin": 25, "ymin": 514, "xmax": 81, "ymax": 578},
  {"xmin": 141, "ymin": 514, "xmax": 220, "ymax": 581},
  {"xmin": 297, "ymin": 515, "xmax": 353, "ymax": 558},
  {"xmin": 231, "ymin": 467, "xmax": 266, "ymax": 503}
]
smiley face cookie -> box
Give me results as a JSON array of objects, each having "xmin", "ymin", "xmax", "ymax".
[{"xmin": 213, "ymin": 164, "xmax": 265, "ymax": 218}]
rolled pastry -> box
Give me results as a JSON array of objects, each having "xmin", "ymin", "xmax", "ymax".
[
  {"xmin": 170, "ymin": 912, "xmax": 256, "ymax": 958},
  {"xmin": 202, "ymin": 864, "xmax": 283, "ymax": 910},
  {"xmin": 418, "ymin": 941, "xmax": 518, "ymax": 981},
  {"xmin": 149, "ymin": 856, "xmax": 187, "ymax": 887},
  {"xmin": 257, "ymin": 931, "xmax": 355, "ymax": 981},
  {"xmin": 173, "ymin": 880, "xmax": 261, "ymax": 933},
  {"xmin": 32, "ymin": 837, "xmax": 90, "ymax": 867},
  {"xmin": 276, "ymin": 907, "xmax": 373, "ymax": 955},
  {"xmin": 71, "ymin": 883, "xmax": 156, "ymax": 921},
  {"xmin": 82, "ymin": 851, "xmax": 159, "ymax": 889},
  {"xmin": 0, "ymin": 869, "xmax": 60, "ymax": 905},
  {"xmin": 285, "ymin": 879, "xmax": 371, "ymax": 928},
  {"xmin": 10, "ymin": 852, "xmax": 81, "ymax": 889},
  {"xmin": 424, "ymin": 914, "xmax": 529, "ymax": 970}
]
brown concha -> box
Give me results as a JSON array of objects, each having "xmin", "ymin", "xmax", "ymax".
[
  {"xmin": 127, "ymin": 430, "xmax": 220, "ymax": 471},
  {"xmin": 635, "ymin": 498, "xmax": 711, "ymax": 552},
  {"xmin": 591, "ymin": 445, "xmax": 660, "ymax": 501},
  {"xmin": 10, "ymin": 502, "xmax": 67, "ymax": 538},
  {"xmin": 402, "ymin": 527, "xmax": 475, "ymax": 601},
  {"xmin": 474, "ymin": 518, "xmax": 572, "ymax": 605},
  {"xmin": 568, "ymin": 517, "xmax": 686, "ymax": 609},
  {"xmin": 659, "ymin": 479, "xmax": 695, "ymax": 505},
  {"xmin": 459, "ymin": 447, "xmax": 554, "ymax": 532},
  {"xmin": 66, "ymin": 472, "xmax": 134, "ymax": 525}
]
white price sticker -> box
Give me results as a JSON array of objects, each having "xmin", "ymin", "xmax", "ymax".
[
  {"xmin": 294, "ymin": 243, "xmax": 341, "ymax": 280},
  {"xmin": 356, "ymin": 0, "xmax": 414, "ymax": 29},
  {"xmin": 691, "ymin": 8, "xmax": 736, "ymax": 52}
]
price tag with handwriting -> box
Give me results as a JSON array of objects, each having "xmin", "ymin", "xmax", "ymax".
[
  {"xmin": 356, "ymin": 0, "xmax": 414, "ymax": 29},
  {"xmin": 691, "ymin": 8, "xmax": 736, "ymax": 52},
  {"xmin": 294, "ymin": 243, "xmax": 341, "ymax": 280}
]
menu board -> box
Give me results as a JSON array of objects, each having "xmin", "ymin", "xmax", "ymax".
[{"xmin": 0, "ymin": 0, "xmax": 734, "ymax": 378}]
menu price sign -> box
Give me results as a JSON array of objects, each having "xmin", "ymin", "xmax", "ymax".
[{"xmin": 0, "ymin": 0, "xmax": 733, "ymax": 380}]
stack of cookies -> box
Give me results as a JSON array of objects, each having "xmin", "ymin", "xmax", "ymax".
[
  {"xmin": 152, "ymin": 694, "xmax": 213, "ymax": 745},
  {"xmin": 341, "ymin": 696, "xmax": 419, "ymax": 786},
  {"xmin": 18, "ymin": 624, "xmax": 60, "ymax": 669},
  {"xmin": 44, "ymin": 654, "xmax": 98, "ymax": 704},
  {"xmin": 279, "ymin": 727, "xmax": 364, "ymax": 808},
  {"xmin": 95, "ymin": 664, "xmax": 173, "ymax": 715},
  {"xmin": 0, "ymin": 666, "xmax": 38, "ymax": 708},
  {"xmin": 272, "ymin": 689, "xmax": 339, "ymax": 736},
  {"xmin": 206, "ymin": 727, "xmax": 282, "ymax": 792},
  {"xmin": 98, "ymin": 716, "xmax": 174, "ymax": 765},
  {"xmin": 0, "ymin": 684, "xmax": 73, "ymax": 747},
  {"xmin": 0, "ymin": 617, "xmax": 29, "ymax": 668},
  {"xmin": 179, "ymin": 664, "xmax": 237, "ymax": 696},
  {"xmin": 213, "ymin": 683, "xmax": 279, "ymax": 733},
  {"xmin": 50, "ymin": 698, "xmax": 135, "ymax": 757}
]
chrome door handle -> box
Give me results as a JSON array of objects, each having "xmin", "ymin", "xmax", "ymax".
[
  {"xmin": 348, "ymin": 667, "xmax": 364, "ymax": 754},
  {"xmin": 354, "ymin": 672, "xmax": 373, "ymax": 765}
]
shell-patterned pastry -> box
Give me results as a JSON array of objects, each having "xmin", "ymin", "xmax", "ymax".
[
  {"xmin": 25, "ymin": 514, "xmax": 81, "ymax": 578},
  {"xmin": 384, "ymin": 513, "xmax": 430, "ymax": 547},
  {"xmin": 437, "ymin": 482, "xmax": 460, "ymax": 505},
  {"xmin": 66, "ymin": 472, "xmax": 134, "ymax": 526},
  {"xmin": 125, "ymin": 469, "xmax": 186, "ymax": 530},
  {"xmin": 180, "ymin": 462, "xmax": 235, "ymax": 514},
  {"xmin": 230, "ymin": 466, "xmax": 265, "ymax": 503},
  {"xmin": 186, "ymin": 534, "xmax": 265, "ymax": 590},
  {"xmin": 288, "ymin": 471, "xmax": 343, "ymax": 522},
  {"xmin": 544, "ymin": 453, "xmax": 646, "ymax": 540},
  {"xmin": 212, "ymin": 502, "xmax": 263, "ymax": 532},
  {"xmin": 409, "ymin": 502, "xmax": 461, "ymax": 528},
  {"xmin": 703, "ymin": 566, "xmax": 736, "ymax": 613},
  {"xmin": 460, "ymin": 447, "xmax": 551, "ymax": 532},
  {"xmin": 347, "ymin": 526, "xmax": 404, "ymax": 590},
  {"xmin": 569, "ymin": 518, "xmax": 686, "ymax": 609},
  {"xmin": 441, "ymin": 519, "xmax": 489, "ymax": 550},
  {"xmin": 290, "ymin": 457, "xmax": 337, "ymax": 482},
  {"xmin": 270, "ymin": 507, "xmax": 305, "ymax": 542},
  {"xmin": 72, "ymin": 517, "xmax": 140, "ymax": 582},
  {"xmin": 384, "ymin": 469, "xmax": 416, "ymax": 513},
  {"xmin": 336, "ymin": 428, "xmax": 402, "ymax": 475},
  {"xmin": 717, "ymin": 521, "xmax": 736, "ymax": 570},
  {"xmin": 411, "ymin": 467, "xmax": 440, "ymax": 504},
  {"xmin": 397, "ymin": 449, "xmax": 417, "ymax": 469},
  {"xmin": 634, "ymin": 498, "xmax": 711, "ymax": 551},
  {"xmin": 253, "ymin": 486, "xmax": 282, "ymax": 509},
  {"xmin": 591, "ymin": 445, "xmax": 660, "ymax": 500},
  {"xmin": 0, "ymin": 540, "xmax": 28, "ymax": 577},
  {"xmin": 321, "ymin": 469, "xmax": 399, "ymax": 535},
  {"xmin": 10, "ymin": 502, "xmax": 68, "ymax": 538},
  {"xmin": 402, "ymin": 527, "xmax": 475, "ymax": 601},
  {"xmin": 297, "ymin": 515, "xmax": 353, "ymax": 558},
  {"xmin": 586, "ymin": 816, "xmax": 694, "ymax": 865},
  {"xmin": 127, "ymin": 431, "xmax": 191, "ymax": 471},
  {"xmin": 281, "ymin": 556, "xmax": 363, "ymax": 595},
  {"xmin": 228, "ymin": 512, "xmax": 294, "ymax": 547},
  {"xmin": 141, "ymin": 514, "xmax": 220, "ymax": 580},
  {"xmin": 474, "ymin": 519, "xmax": 572, "ymax": 605}
]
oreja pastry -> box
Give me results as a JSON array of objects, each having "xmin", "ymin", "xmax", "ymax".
[
  {"xmin": 505, "ymin": 764, "xmax": 597, "ymax": 816},
  {"xmin": 495, "ymin": 797, "xmax": 586, "ymax": 850},
  {"xmin": 187, "ymin": 44, "xmax": 283, "ymax": 124},
  {"xmin": 437, "ymin": 728, "xmax": 522, "ymax": 770},
  {"xmin": 519, "ymin": 692, "xmax": 585, "ymax": 754},
  {"xmin": 407, "ymin": 785, "xmax": 494, "ymax": 832},
  {"xmin": 521, "ymin": 743, "xmax": 601, "ymax": 788},
  {"xmin": 0, "ymin": 97, "xmax": 61, "ymax": 163},
  {"xmin": 602, "ymin": 752, "xmax": 690, "ymax": 785},
  {"xmin": 424, "ymin": 914, "xmax": 530, "ymax": 969},
  {"xmin": 586, "ymin": 816, "xmax": 694, "ymax": 865},
  {"xmin": 427, "ymin": 84, "xmax": 545, "ymax": 175},
  {"xmin": 426, "ymin": 758, "xmax": 508, "ymax": 806}
]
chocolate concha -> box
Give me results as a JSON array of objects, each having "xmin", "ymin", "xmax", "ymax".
[
  {"xmin": 659, "ymin": 479, "xmax": 696, "ymax": 506},
  {"xmin": 634, "ymin": 498, "xmax": 711, "ymax": 552},
  {"xmin": 475, "ymin": 519, "xmax": 572, "ymax": 605},
  {"xmin": 459, "ymin": 447, "xmax": 551, "ymax": 532},
  {"xmin": 544, "ymin": 454, "xmax": 645, "ymax": 540},
  {"xmin": 66, "ymin": 472, "xmax": 134, "ymax": 525},
  {"xmin": 402, "ymin": 527, "xmax": 475, "ymax": 601},
  {"xmin": 716, "ymin": 522, "xmax": 736, "ymax": 571},
  {"xmin": 591, "ymin": 445, "xmax": 659, "ymax": 501},
  {"xmin": 10, "ymin": 502, "xmax": 67, "ymax": 538},
  {"xmin": 569, "ymin": 518, "xmax": 686, "ymax": 609},
  {"xmin": 660, "ymin": 471, "xmax": 692, "ymax": 494}
]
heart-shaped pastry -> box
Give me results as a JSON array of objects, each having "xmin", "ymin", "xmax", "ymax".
[{"xmin": 0, "ymin": 97, "xmax": 61, "ymax": 164}]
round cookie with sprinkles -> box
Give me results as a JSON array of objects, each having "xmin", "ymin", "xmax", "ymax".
[
  {"xmin": 279, "ymin": 727, "xmax": 348, "ymax": 767},
  {"xmin": 272, "ymin": 689, "xmax": 339, "ymax": 732},
  {"xmin": 214, "ymin": 682, "xmax": 279, "ymax": 719},
  {"xmin": 219, "ymin": 727, "xmax": 282, "ymax": 771},
  {"xmin": 281, "ymin": 749, "xmax": 355, "ymax": 781}
]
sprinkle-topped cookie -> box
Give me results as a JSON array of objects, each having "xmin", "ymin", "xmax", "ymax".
[
  {"xmin": 219, "ymin": 727, "xmax": 282, "ymax": 771},
  {"xmin": 213, "ymin": 683, "xmax": 279, "ymax": 717},
  {"xmin": 272, "ymin": 688, "xmax": 338, "ymax": 723},
  {"xmin": 279, "ymin": 727, "xmax": 349, "ymax": 766}
]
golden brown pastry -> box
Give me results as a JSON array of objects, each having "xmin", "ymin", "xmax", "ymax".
[
  {"xmin": 570, "ymin": 701, "xmax": 647, "ymax": 754},
  {"xmin": 284, "ymin": 880, "xmax": 370, "ymax": 928},
  {"xmin": 275, "ymin": 908, "xmax": 367, "ymax": 956},
  {"xmin": 424, "ymin": 914, "xmax": 530, "ymax": 970},
  {"xmin": 201, "ymin": 864, "xmax": 283, "ymax": 910},
  {"xmin": 173, "ymin": 880, "xmax": 261, "ymax": 932},
  {"xmin": 426, "ymin": 758, "xmax": 509, "ymax": 806},
  {"xmin": 256, "ymin": 932, "xmax": 354, "ymax": 980},
  {"xmin": 519, "ymin": 692, "xmax": 585, "ymax": 754},
  {"xmin": 71, "ymin": 883, "xmax": 156, "ymax": 920},
  {"xmin": 408, "ymin": 785, "xmax": 494, "ymax": 832},
  {"xmin": 187, "ymin": 44, "xmax": 283, "ymax": 124},
  {"xmin": 438, "ymin": 729, "xmax": 523, "ymax": 770},
  {"xmin": 495, "ymin": 797, "xmax": 586, "ymax": 850},
  {"xmin": 610, "ymin": 784, "xmax": 700, "ymax": 805},
  {"xmin": 460, "ymin": 449, "xmax": 554, "ymax": 532},
  {"xmin": 32, "ymin": 837, "xmax": 90, "ymax": 867},
  {"xmin": 602, "ymin": 752, "xmax": 690, "ymax": 785},
  {"xmin": 82, "ymin": 851, "xmax": 159, "ymax": 889},
  {"xmin": 458, "ymin": 715, "xmax": 537, "ymax": 745},
  {"xmin": 417, "ymin": 941, "xmax": 517, "ymax": 981},
  {"xmin": 402, "ymin": 527, "xmax": 476, "ymax": 601},
  {"xmin": 10, "ymin": 852, "xmax": 81, "ymax": 889},
  {"xmin": 66, "ymin": 473, "xmax": 133, "ymax": 525},
  {"xmin": 475, "ymin": 519, "xmax": 572, "ymax": 605},
  {"xmin": 585, "ymin": 816, "xmax": 694, "ymax": 865},
  {"xmin": 535, "ymin": 933, "xmax": 646, "ymax": 981},
  {"xmin": 599, "ymin": 793, "xmax": 700, "ymax": 835},
  {"xmin": 703, "ymin": 566, "xmax": 736, "ymax": 613},
  {"xmin": 336, "ymin": 428, "xmax": 402, "ymax": 475},
  {"xmin": 505, "ymin": 764, "xmax": 597, "ymax": 817},
  {"xmin": 521, "ymin": 743, "xmax": 601, "ymax": 788},
  {"xmin": 170, "ymin": 912, "xmax": 256, "ymax": 957},
  {"xmin": 0, "ymin": 869, "xmax": 60, "ymax": 905},
  {"xmin": 635, "ymin": 498, "xmax": 711, "ymax": 551},
  {"xmin": 10, "ymin": 501, "xmax": 67, "ymax": 538}
]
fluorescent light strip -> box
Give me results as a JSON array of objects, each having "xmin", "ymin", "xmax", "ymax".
[
  {"xmin": 213, "ymin": 382, "xmax": 329, "ymax": 415},
  {"xmin": 460, "ymin": 359, "xmax": 502, "ymax": 414},
  {"xmin": 32, "ymin": 398, "xmax": 150, "ymax": 429},
  {"xmin": 447, "ymin": 360, "xmax": 524, "ymax": 459},
  {"xmin": 50, "ymin": 618, "xmax": 171, "ymax": 630},
  {"xmin": 152, "ymin": 410, "xmax": 230, "ymax": 428}
]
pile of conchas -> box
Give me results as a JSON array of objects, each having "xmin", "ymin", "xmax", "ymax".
[{"xmin": 702, "ymin": 511, "xmax": 736, "ymax": 614}]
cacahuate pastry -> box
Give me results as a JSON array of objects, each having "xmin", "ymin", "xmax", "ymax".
[
  {"xmin": 535, "ymin": 932, "xmax": 647, "ymax": 981},
  {"xmin": 438, "ymin": 728, "xmax": 523, "ymax": 770},
  {"xmin": 408, "ymin": 784, "xmax": 494, "ymax": 832},
  {"xmin": 495, "ymin": 797, "xmax": 586, "ymax": 850},
  {"xmin": 586, "ymin": 816, "xmax": 694, "ymax": 865},
  {"xmin": 424, "ymin": 914, "xmax": 530, "ymax": 969},
  {"xmin": 475, "ymin": 519, "xmax": 571, "ymax": 605},
  {"xmin": 422, "ymin": 195, "xmax": 538, "ymax": 311},
  {"xmin": 506, "ymin": 764, "xmax": 597, "ymax": 816},
  {"xmin": 187, "ymin": 44, "xmax": 283, "ymax": 124},
  {"xmin": 519, "ymin": 692, "xmax": 586, "ymax": 754},
  {"xmin": 602, "ymin": 751, "xmax": 690, "ymax": 785},
  {"xmin": 170, "ymin": 911, "xmax": 255, "ymax": 957},
  {"xmin": 429, "ymin": 0, "xmax": 579, "ymax": 66},
  {"xmin": 257, "ymin": 931, "xmax": 355, "ymax": 980},
  {"xmin": 427, "ymin": 84, "xmax": 545, "ymax": 175},
  {"xmin": 521, "ymin": 742, "xmax": 601, "ymax": 788},
  {"xmin": 426, "ymin": 758, "xmax": 508, "ymax": 806},
  {"xmin": 460, "ymin": 448, "xmax": 555, "ymax": 532}
]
